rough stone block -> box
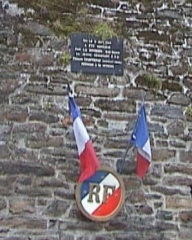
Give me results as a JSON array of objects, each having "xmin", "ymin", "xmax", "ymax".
[
  {"xmin": 29, "ymin": 111, "xmax": 59, "ymax": 124},
  {"xmin": 0, "ymin": 161, "xmax": 55, "ymax": 177},
  {"xmin": 0, "ymin": 198, "xmax": 6, "ymax": 211},
  {"xmin": 95, "ymin": 99, "xmax": 136, "ymax": 113},
  {"xmin": 164, "ymin": 163, "xmax": 192, "ymax": 175},
  {"xmin": 126, "ymin": 189, "xmax": 146, "ymax": 204},
  {"xmin": 152, "ymin": 148, "xmax": 176, "ymax": 162},
  {"xmin": 151, "ymin": 185, "xmax": 187, "ymax": 196},
  {"xmin": 0, "ymin": 144, "xmax": 11, "ymax": 159},
  {"xmin": 166, "ymin": 196, "xmax": 192, "ymax": 208},
  {"xmin": 179, "ymin": 226, "xmax": 192, "ymax": 239},
  {"xmin": 76, "ymin": 84, "xmax": 120, "ymax": 97},
  {"xmin": 5, "ymin": 106, "xmax": 28, "ymax": 122},
  {"xmin": 15, "ymin": 186, "xmax": 52, "ymax": 198},
  {"xmin": 9, "ymin": 198, "xmax": 35, "ymax": 214},
  {"xmin": 13, "ymin": 123, "xmax": 47, "ymax": 134},
  {"xmin": 179, "ymin": 211, "xmax": 192, "ymax": 223},
  {"xmin": 35, "ymin": 177, "xmax": 69, "ymax": 188},
  {"xmin": 26, "ymin": 135, "xmax": 63, "ymax": 149},
  {"xmin": 179, "ymin": 150, "xmax": 192, "ymax": 163},
  {"xmin": 166, "ymin": 120, "xmax": 185, "ymax": 136},
  {"xmin": 163, "ymin": 175, "xmax": 192, "ymax": 186},
  {"xmin": 151, "ymin": 105, "xmax": 184, "ymax": 119},
  {"xmin": 156, "ymin": 210, "xmax": 173, "ymax": 221},
  {"xmin": 167, "ymin": 93, "xmax": 191, "ymax": 106},
  {"xmin": 43, "ymin": 199, "xmax": 70, "ymax": 217},
  {"xmin": 0, "ymin": 217, "xmax": 47, "ymax": 229}
]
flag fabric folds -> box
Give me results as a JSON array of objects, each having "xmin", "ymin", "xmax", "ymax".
[
  {"xmin": 130, "ymin": 104, "xmax": 151, "ymax": 178},
  {"xmin": 68, "ymin": 90, "xmax": 100, "ymax": 182}
]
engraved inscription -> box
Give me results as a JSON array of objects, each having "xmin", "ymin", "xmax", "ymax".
[{"xmin": 71, "ymin": 34, "xmax": 123, "ymax": 76}]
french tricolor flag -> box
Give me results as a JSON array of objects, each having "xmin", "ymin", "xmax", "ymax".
[
  {"xmin": 130, "ymin": 104, "xmax": 151, "ymax": 178},
  {"xmin": 68, "ymin": 87, "xmax": 100, "ymax": 182}
]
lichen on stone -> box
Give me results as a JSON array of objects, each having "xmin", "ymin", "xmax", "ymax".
[
  {"xmin": 186, "ymin": 106, "xmax": 192, "ymax": 121},
  {"xmin": 10, "ymin": 0, "xmax": 122, "ymax": 38},
  {"xmin": 135, "ymin": 73, "xmax": 162, "ymax": 90},
  {"xmin": 93, "ymin": 22, "xmax": 117, "ymax": 40}
]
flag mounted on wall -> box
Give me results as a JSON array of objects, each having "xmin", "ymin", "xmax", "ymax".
[
  {"xmin": 130, "ymin": 104, "xmax": 151, "ymax": 178},
  {"xmin": 68, "ymin": 85, "xmax": 100, "ymax": 182}
]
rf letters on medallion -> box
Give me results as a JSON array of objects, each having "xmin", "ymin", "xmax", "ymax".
[
  {"xmin": 75, "ymin": 166, "xmax": 125, "ymax": 222},
  {"xmin": 71, "ymin": 34, "xmax": 123, "ymax": 76}
]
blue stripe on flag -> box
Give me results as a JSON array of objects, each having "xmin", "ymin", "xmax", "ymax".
[
  {"xmin": 80, "ymin": 171, "xmax": 109, "ymax": 199},
  {"xmin": 68, "ymin": 96, "xmax": 81, "ymax": 122},
  {"xmin": 130, "ymin": 105, "xmax": 149, "ymax": 149}
]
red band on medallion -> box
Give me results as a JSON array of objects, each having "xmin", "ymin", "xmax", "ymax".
[{"xmin": 92, "ymin": 187, "xmax": 121, "ymax": 216}]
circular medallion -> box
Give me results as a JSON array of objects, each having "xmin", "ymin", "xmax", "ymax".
[{"xmin": 75, "ymin": 165, "xmax": 125, "ymax": 222}]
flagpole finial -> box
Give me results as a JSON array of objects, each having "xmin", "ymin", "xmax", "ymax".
[
  {"xmin": 67, "ymin": 83, "xmax": 73, "ymax": 97},
  {"xmin": 67, "ymin": 83, "xmax": 72, "ymax": 93},
  {"xmin": 141, "ymin": 90, "xmax": 146, "ymax": 104}
]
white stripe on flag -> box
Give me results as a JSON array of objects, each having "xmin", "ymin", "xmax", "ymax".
[
  {"xmin": 142, "ymin": 138, "xmax": 151, "ymax": 161},
  {"xmin": 73, "ymin": 117, "xmax": 89, "ymax": 155},
  {"xmin": 81, "ymin": 173, "xmax": 120, "ymax": 215}
]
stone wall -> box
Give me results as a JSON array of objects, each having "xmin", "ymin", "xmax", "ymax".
[{"xmin": 0, "ymin": 0, "xmax": 192, "ymax": 239}]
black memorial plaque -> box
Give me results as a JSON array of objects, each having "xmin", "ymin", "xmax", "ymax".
[{"xmin": 70, "ymin": 34, "xmax": 123, "ymax": 76}]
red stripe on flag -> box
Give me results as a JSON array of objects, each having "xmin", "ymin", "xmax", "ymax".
[
  {"xmin": 136, "ymin": 152, "xmax": 150, "ymax": 178},
  {"xmin": 78, "ymin": 140, "xmax": 100, "ymax": 182},
  {"xmin": 92, "ymin": 187, "xmax": 121, "ymax": 216}
]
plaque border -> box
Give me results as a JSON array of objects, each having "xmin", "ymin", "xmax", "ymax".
[{"xmin": 75, "ymin": 165, "xmax": 125, "ymax": 222}]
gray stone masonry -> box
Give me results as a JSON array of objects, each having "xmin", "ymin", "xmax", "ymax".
[{"xmin": 0, "ymin": 0, "xmax": 192, "ymax": 239}]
